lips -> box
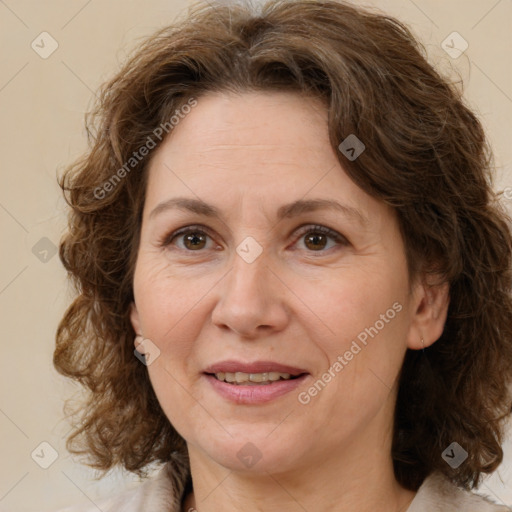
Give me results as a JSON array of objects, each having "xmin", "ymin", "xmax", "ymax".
[
  {"xmin": 202, "ymin": 360, "xmax": 310, "ymax": 404},
  {"xmin": 203, "ymin": 360, "xmax": 308, "ymax": 376}
]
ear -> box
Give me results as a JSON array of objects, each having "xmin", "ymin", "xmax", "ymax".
[
  {"xmin": 130, "ymin": 302, "xmax": 144, "ymax": 351},
  {"xmin": 406, "ymin": 276, "xmax": 450, "ymax": 350}
]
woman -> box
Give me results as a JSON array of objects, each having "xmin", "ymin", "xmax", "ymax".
[{"xmin": 54, "ymin": 0, "xmax": 512, "ymax": 511}]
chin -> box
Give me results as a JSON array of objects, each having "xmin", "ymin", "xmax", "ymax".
[{"xmin": 196, "ymin": 430, "xmax": 304, "ymax": 474}]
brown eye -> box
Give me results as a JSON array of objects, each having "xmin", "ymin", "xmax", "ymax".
[
  {"xmin": 295, "ymin": 225, "xmax": 348, "ymax": 253},
  {"xmin": 163, "ymin": 226, "xmax": 215, "ymax": 251},
  {"xmin": 182, "ymin": 231, "xmax": 208, "ymax": 250},
  {"xmin": 304, "ymin": 232, "xmax": 329, "ymax": 251}
]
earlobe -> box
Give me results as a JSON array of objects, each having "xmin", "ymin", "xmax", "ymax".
[
  {"xmin": 130, "ymin": 303, "xmax": 146, "ymax": 354},
  {"xmin": 130, "ymin": 302, "xmax": 142, "ymax": 343},
  {"xmin": 407, "ymin": 279, "xmax": 450, "ymax": 350}
]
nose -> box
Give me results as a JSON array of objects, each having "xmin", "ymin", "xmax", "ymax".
[{"xmin": 211, "ymin": 248, "xmax": 289, "ymax": 339}]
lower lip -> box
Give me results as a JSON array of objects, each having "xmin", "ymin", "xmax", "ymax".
[{"xmin": 204, "ymin": 373, "xmax": 308, "ymax": 404}]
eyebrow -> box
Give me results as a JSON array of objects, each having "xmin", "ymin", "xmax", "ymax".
[{"xmin": 149, "ymin": 197, "xmax": 368, "ymax": 226}]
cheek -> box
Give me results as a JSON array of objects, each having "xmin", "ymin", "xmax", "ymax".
[
  {"xmin": 299, "ymin": 263, "xmax": 409, "ymax": 392},
  {"xmin": 146, "ymin": 364, "xmax": 205, "ymax": 443},
  {"xmin": 300, "ymin": 264, "xmax": 405, "ymax": 340},
  {"xmin": 133, "ymin": 261, "xmax": 202, "ymax": 386},
  {"xmin": 134, "ymin": 253, "xmax": 200, "ymax": 332}
]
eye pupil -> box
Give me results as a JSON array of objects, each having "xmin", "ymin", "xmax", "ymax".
[
  {"xmin": 305, "ymin": 233, "xmax": 327, "ymax": 251},
  {"xmin": 185, "ymin": 232, "xmax": 206, "ymax": 250}
]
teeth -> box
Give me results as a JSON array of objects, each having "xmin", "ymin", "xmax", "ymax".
[{"xmin": 214, "ymin": 371, "xmax": 293, "ymax": 384}]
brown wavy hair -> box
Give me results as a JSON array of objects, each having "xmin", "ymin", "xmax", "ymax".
[{"xmin": 55, "ymin": 0, "xmax": 512, "ymax": 492}]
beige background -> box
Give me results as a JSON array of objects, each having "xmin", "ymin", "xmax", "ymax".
[{"xmin": 0, "ymin": 0, "xmax": 511, "ymax": 510}]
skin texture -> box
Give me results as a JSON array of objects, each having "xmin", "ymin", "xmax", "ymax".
[{"xmin": 130, "ymin": 91, "xmax": 449, "ymax": 512}]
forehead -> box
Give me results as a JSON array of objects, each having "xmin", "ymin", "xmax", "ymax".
[
  {"xmin": 144, "ymin": 91, "xmax": 388, "ymax": 226},
  {"xmin": 152, "ymin": 91, "xmax": 330, "ymax": 170}
]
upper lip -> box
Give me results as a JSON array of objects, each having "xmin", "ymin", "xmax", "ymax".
[{"xmin": 204, "ymin": 360, "xmax": 308, "ymax": 376}]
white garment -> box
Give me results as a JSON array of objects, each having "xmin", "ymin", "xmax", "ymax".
[{"xmin": 53, "ymin": 463, "xmax": 511, "ymax": 512}]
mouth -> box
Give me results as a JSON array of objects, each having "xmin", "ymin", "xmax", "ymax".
[
  {"xmin": 202, "ymin": 360, "xmax": 309, "ymax": 404},
  {"xmin": 206, "ymin": 371, "xmax": 304, "ymax": 385}
]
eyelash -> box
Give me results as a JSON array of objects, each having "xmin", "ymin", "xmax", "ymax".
[{"xmin": 161, "ymin": 224, "xmax": 349, "ymax": 254}]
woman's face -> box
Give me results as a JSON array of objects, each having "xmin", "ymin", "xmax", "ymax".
[{"xmin": 131, "ymin": 91, "xmax": 436, "ymax": 474}]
